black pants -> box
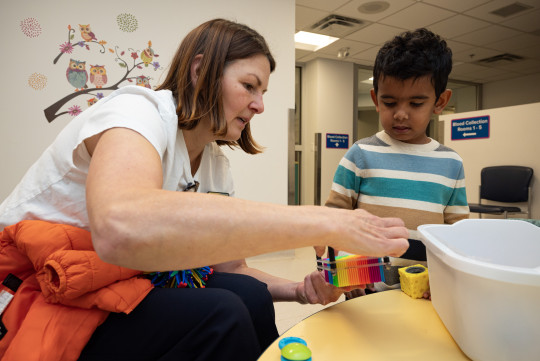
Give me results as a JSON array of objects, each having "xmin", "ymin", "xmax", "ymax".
[{"xmin": 78, "ymin": 272, "xmax": 279, "ymax": 361}]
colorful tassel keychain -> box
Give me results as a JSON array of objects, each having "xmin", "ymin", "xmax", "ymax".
[{"xmin": 145, "ymin": 266, "xmax": 214, "ymax": 288}]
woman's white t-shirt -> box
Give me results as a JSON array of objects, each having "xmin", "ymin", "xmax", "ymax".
[{"xmin": 0, "ymin": 86, "xmax": 235, "ymax": 231}]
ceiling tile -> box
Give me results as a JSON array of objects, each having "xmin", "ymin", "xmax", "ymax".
[
  {"xmin": 466, "ymin": 65, "xmax": 514, "ymax": 78},
  {"xmin": 471, "ymin": 70, "xmax": 522, "ymax": 83},
  {"xmin": 463, "ymin": 0, "xmax": 539, "ymax": 23},
  {"xmin": 334, "ymin": 0, "xmax": 415, "ymax": 22},
  {"xmin": 352, "ymin": 45, "xmax": 381, "ymax": 63},
  {"xmin": 427, "ymin": 15, "xmax": 491, "ymax": 39},
  {"xmin": 378, "ymin": 2, "xmax": 456, "ymax": 29},
  {"xmin": 512, "ymin": 45, "xmax": 540, "ymax": 58},
  {"xmin": 296, "ymin": 6, "xmax": 330, "ymax": 31},
  {"xmin": 295, "ymin": 0, "xmax": 350, "ymax": 12},
  {"xmin": 445, "ymin": 40, "xmax": 476, "ymax": 53},
  {"xmin": 501, "ymin": 9, "xmax": 540, "ymax": 32},
  {"xmin": 295, "ymin": 0, "xmax": 540, "ymax": 84},
  {"xmin": 421, "ymin": 0, "xmax": 492, "ymax": 13},
  {"xmin": 489, "ymin": 58, "xmax": 540, "ymax": 73},
  {"xmin": 316, "ymin": 38, "xmax": 373, "ymax": 57},
  {"xmin": 345, "ymin": 23, "xmax": 406, "ymax": 45},
  {"xmin": 452, "ymin": 47, "xmax": 501, "ymax": 63},
  {"xmin": 451, "ymin": 62, "xmax": 492, "ymax": 75},
  {"xmin": 295, "ymin": 51, "xmax": 318, "ymax": 63},
  {"xmin": 295, "ymin": 49, "xmax": 313, "ymax": 58},
  {"xmin": 452, "ymin": 25, "xmax": 521, "ymax": 46},
  {"xmin": 487, "ymin": 33, "xmax": 540, "ymax": 52}
]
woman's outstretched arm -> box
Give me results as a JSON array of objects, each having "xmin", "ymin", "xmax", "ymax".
[{"xmin": 86, "ymin": 127, "xmax": 409, "ymax": 272}]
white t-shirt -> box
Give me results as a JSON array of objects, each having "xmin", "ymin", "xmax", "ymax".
[{"xmin": 0, "ymin": 86, "xmax": 235, "ymax": 231}]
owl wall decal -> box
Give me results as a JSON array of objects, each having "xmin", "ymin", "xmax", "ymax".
[
  {"xmin": 66, "ymin": 59, "xmax": 88, "ymax": 91},
  {"xmin": 136, "ymin": 75, "xmax": 151, "ymax": 88},
  {"xmin": 87, "ymin": 97, "xmax": 98, "ymax": 107},
  {"xmin": 140, "ymin": 41, "xmax": 154, "ymax": 67},
  {"xmin": 89, "ymin": 65, "xmax": 107, "ymax": 88},
  {"xmin": 79, "ymin": 24, "xmax": 97, "ymax": 42}
]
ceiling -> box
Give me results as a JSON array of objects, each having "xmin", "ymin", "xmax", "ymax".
[{"xmin": 295, "ymin": 0, "xmax": 540, "ymax": 85}]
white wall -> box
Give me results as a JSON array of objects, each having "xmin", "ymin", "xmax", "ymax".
[
  {"xmin": 0, "ymin": 0, "xmax": 295, "ymax": 205},
  {"xmin": 441, "ymin": 102, "xmax": 540, "ymax": 219},
  {"xmin": 482, "ymin": 73, "xmax": 540, "ymax": 110},
  {"xmin": 300, "ymin": 58, "xmax": 355, "ymax": 205}
]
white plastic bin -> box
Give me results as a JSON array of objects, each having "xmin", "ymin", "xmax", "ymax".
[{"xmin": 418, "ymin": 219, "xmax": 540, "ymax": 361}]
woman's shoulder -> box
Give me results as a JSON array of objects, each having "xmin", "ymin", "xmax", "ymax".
[
  {"xmin": 87, "ymin": 86, "xmax": 177, "ymax": 129},
  {"xmin": 103, "ymin": 86, "xmax": 174, "ymax": 110}
]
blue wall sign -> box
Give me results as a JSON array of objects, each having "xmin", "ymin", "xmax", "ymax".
[
  {"xmin": 451, "ymin": 115, "xmax": 490, "ymax": 140},
  {"xmin": 326, "ymin": 133, "xmax": 349, "ymax": 149}
]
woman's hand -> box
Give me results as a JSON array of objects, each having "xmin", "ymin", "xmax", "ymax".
[
  {"xmin": 295, "ymin": 270, "xmax": 365, "ymax": 305},
  {"xmin": 343, "ymin": 283, "xmax": 376, "ymax": 299},
  {"xmin": 317, "ymin": 209, "xmax": 409, "ymax": 259}
]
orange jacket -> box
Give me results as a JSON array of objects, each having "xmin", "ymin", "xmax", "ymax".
[{"xmin": 0, "ymin": 220, "xmax": 153, "ymax": 361}]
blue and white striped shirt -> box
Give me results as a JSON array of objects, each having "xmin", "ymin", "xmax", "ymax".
[{"xmin": 325, "ymin": 131, "xmax": 469, "ymax": 245}]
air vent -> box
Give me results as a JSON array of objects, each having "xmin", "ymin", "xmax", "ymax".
[
  {"xmin": 477, "ymin": 53, "xmax": 524, "ymax": 64},
  {"xmin": 310, "ymin": 14, "xmax": 367, "ymax": 38},
  {"xmin": 490, "ymin": 2, "xmax": 533, "ymax": 17}
]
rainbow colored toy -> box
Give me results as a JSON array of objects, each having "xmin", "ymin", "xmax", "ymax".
[{"xmin": 317, "ymin": 248, "xmax": 388, "ymax": 287}]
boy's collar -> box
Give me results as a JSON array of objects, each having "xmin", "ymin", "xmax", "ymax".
[{"xmin": 376, "ymin": 130, "xmax": 439, "ymax": 151}]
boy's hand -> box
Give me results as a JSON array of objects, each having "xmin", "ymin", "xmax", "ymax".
[{"xmin": 423, "ymin": 281, "xmax": 431, "ymax": 300}]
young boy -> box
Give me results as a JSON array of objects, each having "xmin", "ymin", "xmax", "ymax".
[{"xmin": 325, "ymin": 28, "xmax": 469, "ymax": 296}]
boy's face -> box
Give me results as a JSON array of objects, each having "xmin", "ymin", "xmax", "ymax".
[{"xmin": 371, "ymin": 75, "xmax": 451, "ymax": 144}]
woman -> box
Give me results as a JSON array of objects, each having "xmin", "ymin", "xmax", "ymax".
[{"xmin": 0, "ymin": 19, "xmax": 408, "ymax": 360}]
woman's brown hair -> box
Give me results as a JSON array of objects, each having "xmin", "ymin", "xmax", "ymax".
[{"xmin": 156, "ymin": 18, "xmax": 276, "ymax": 154}]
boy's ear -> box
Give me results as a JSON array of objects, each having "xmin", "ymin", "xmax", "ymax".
[
  {"xmin": 370, "ymin": 88, "xmax": 380, "ymax": 111},
  {"xmin": 433, "ymin": 89, "xmax": 452, "ymax": 115},
  {"xmin": 190, "ymin": 54, "xmax": 204, "ymax": 86}
]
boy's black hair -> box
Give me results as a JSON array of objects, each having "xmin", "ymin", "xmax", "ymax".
[{"xmin": 373, "ymin": 28, "xmax": 452, "ymax": 101}]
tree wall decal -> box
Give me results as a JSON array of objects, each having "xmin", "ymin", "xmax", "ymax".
[{"xmin": 44, "ymin": 21, "xmax": 162, "ymax": 123}]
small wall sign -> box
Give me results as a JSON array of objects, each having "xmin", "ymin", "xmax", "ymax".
[
  {"xmin": 326, "ymin": 133, "xmax": 349, "ymax": 149},
  {"xmin": 451, "ymin": 115, "xmax": 490, "ymax": 140}
]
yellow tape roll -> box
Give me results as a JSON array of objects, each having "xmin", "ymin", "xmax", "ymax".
[{"xmin": 399, "ymin": 264, "xmax": 429, "ymax": 299}]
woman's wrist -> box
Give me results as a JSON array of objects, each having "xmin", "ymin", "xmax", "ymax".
[{"xmin": 294, "ymin": 281, "xmax": 308, "ymax": 304}]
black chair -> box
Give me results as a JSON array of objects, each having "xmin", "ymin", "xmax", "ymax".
[{"xmin": 468, "ymin": 166, "xmax": 533, "ymax": 218}]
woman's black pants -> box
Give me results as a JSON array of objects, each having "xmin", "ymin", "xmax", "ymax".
[{"xmin": 78, "ymin": 272, "xmax": 279, "ymax": 361}]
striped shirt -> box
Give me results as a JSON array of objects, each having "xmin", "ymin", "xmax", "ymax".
[{"xmin": 325, "ymin": 131, "xmax": 469, "ymax": 252}]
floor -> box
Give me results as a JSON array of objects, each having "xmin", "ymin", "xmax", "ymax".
[{"xmin": 246, "ymin": 247, "xmax": 345, "ymax": 335}]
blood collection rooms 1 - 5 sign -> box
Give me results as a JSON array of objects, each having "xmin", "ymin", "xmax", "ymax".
[{"xmin": 451, "ymin": 115, "xmax": 490, "ymax": 140}]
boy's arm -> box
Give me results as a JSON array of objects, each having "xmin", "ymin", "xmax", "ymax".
[
  {"xmin": 325, "ymin": 190, "xmax": 355, "ymax": 210},
  {"xmin": 324, "ymin": 152, "xmax": 361, "ymax": 210},
  {"xmin": 444, "ymin": 164, "xmax": 470, "ymax": 224}
]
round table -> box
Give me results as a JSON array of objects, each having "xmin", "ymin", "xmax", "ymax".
[{"xmin": 259, "ymin": 289, "xmax": 471, "ymax": 360}]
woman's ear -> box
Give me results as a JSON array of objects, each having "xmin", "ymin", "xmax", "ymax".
[
  {"xmin": 433, "ymin": 89, "xmax": 452, "ymax": 114},
  {"xmin": 190, "ymin": 54, "xmax": 204, "ymax": 86}
]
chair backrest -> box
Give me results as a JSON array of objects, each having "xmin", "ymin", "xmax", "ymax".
[{"xmin": 480, "ymin": 166, "xmax": 533, "ymax": 203}]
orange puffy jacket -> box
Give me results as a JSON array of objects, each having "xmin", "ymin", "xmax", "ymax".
[{"xmin": 0, "ymin": 220, "xmax": 153, "ymax": 361}]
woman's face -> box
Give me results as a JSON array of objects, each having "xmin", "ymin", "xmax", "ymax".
[{"xmin": 220, "ymin": 54, "xmax": 271, "ymax": 141}]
